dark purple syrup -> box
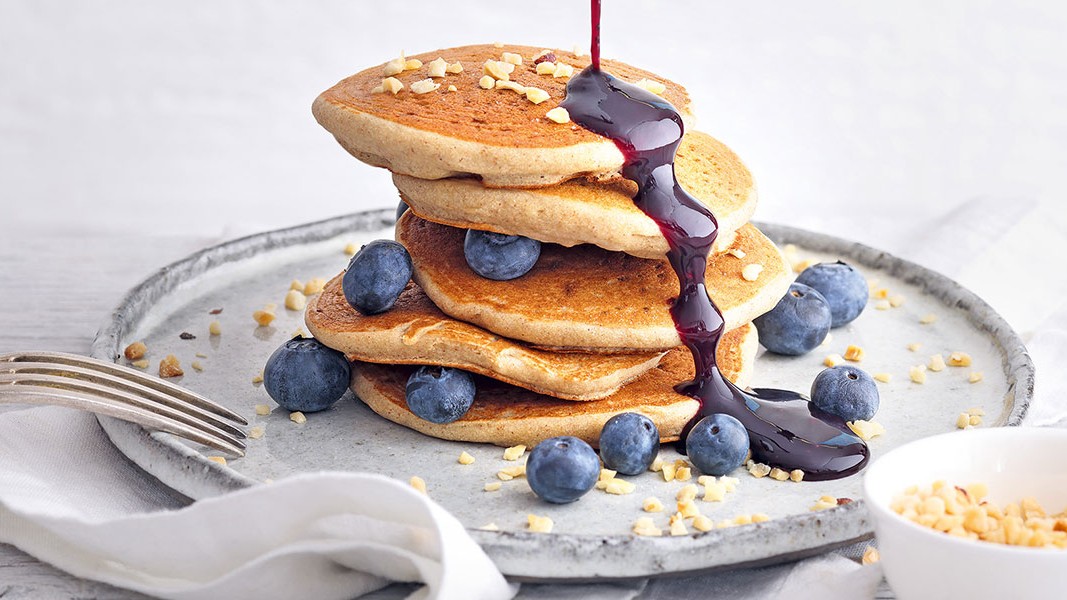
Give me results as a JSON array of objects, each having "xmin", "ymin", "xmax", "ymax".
[{"xmin": 561, "ymin": 0, "xmax": 868, "ymax": 480}]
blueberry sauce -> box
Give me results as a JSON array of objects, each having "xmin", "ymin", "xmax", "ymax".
[{"xmin": 561, "ymin": 0, "xmax": 868, "ymax": 480}]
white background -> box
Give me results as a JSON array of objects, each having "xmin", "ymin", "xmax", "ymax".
[{"xmin": 1, "ymin": 0, "xmax": 1066, "ymax": 335}]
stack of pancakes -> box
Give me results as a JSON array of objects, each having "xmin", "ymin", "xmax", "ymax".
[{"xmin": 306, "ymin": 44, "xmax": 791, "ymax": 447}]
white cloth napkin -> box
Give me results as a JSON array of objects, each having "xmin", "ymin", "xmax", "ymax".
[{"xmin": 0, "ymin": 407, "xmax": 514, "ymax": 600}]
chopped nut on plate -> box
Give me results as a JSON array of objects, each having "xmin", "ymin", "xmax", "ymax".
[
  {"xmin": 289, "ymin": 411, "xmax": 306, "ymax": 424},
  {"xmin": 503, "ymin": 444, "xmax": 526, "ymax": 461},
  {"xmin": 158, "ymin": 355, "xmax": 183, "ymax": 378},
  {"xmin": 124, "ymin": 341, "xmax": 147, "ymax": 361},
  {"xmin": 527, "ymin": 514, "xmax": 553, "ymax": 533}
]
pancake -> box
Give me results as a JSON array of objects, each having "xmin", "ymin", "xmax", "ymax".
[
  {"xmin": 393, "ymin": 131, "xmax": 756, "ymax": 259},
  {"xmin": 350, "ymin": 324, "xmax": 758, "ymax": 448},
  {"xmin": 312, "ymin": 43, "xmax": 693, "ymax": 187},
  {"xmin": 397, "ymin": 213, "xmax": 791, "ymax": 351},
  {"xmin": 306, "ymin": 277, "xmax": 665, "ymax": 401}
]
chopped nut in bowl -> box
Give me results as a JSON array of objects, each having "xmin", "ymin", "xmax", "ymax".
[{"xmin": 863, "ymin": 428, "xmax": 1067, "ymax": 600}]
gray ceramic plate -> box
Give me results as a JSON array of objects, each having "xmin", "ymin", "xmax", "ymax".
[{"xmin": 91, "ymin": 210, "xmax": 1033, "ymax": 580}]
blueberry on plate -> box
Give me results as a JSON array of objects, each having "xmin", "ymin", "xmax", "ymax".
[
  {"xmin": 686, "ymin": 413, "xmax": 750, "ymax": 476},
  {"xmin": 342, "ymin": 240, "xmax": 413, "ymax": 315},
  {"xmin": 810, "ymin": 365, "xmax": 880, "ymax": 422},
  {"xmin": 526, "ymin": 436, "xmax": 601, "ymax": 504},
  {"xmin": 753, "ymin": 282, "xmax": 832, "ymax": 355},
  {"xmin": 796, "ymin": 261, "xmax": 868, "ymax": 328},
  {"xmin": 264, "ymin": 336, "xmax": 351, "ymax": 413},
  {"xmin": 463, "ymin": 229, "xmax": 541, "ymax": 281},
  {"xmin": 404, "ymin": 366, "xmax": 476, "ymax": 424},
  {"xmin": 598, "ymin": 412, "xmax": 660, "ymax": 475}
]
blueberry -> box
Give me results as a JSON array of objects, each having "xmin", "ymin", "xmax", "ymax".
[
  {"xmin": 404, "ymin": 366, "xmax": 476, "ymax": 424},
  {"xmin": 395, "ymin": 200, "xmax": 409, "ymax": 222},
  {"xmin": 685, "ymin": 413, "xmax": 750, "ymax": 476},
  {"xmin": 796, "ymin": 261, "xmax": 868, "ymax": 328},
  {"xmin": 342, "ymin": 240, "xmax": 412, "ymax": 314},
  {"xmin": 753, "ymin": 283, "xmax": 832, "ymax": 355},
  {"xmin": 463, "ymin": 229, "xmax": 541, "ymax": 281},
  {"xmin": 810, "ymin": 366, "xmax": 880, "ymax": 422},
  {"xmin": 263, "ymin": 336, "xmax": 351, "ymax": 412},
  {"xmin": 598, "ymin": 412, "xmax": 660, "ymax": 475},
  {"xmin": 526, "ymin": 436, "xmax": 600, "ymax": 503}
]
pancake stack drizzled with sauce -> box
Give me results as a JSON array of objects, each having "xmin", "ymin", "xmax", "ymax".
[{"xmin": 306, "ymin": 44, "xmax": 792, "ymax": 447}]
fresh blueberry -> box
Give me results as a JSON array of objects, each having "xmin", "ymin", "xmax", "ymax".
[
  {"xmin": 685, "ymin": 413, "xmax": 750, "ymax": 476},
  {"xmin": 526, "ymin": 436, "xmax": 601, "ymax": 504},
  {"xmin": 263, "ymin": 336, "xmax": 351, "ymax": 413},
  {"xmin": 342, "ymin": 240, "xmax": 412, "ymax": 315},
  {"xmin": 404, "ymin": 366, "xmax": 476, "ymax": 424},
  {"xmin": 395, "ymin": 200, "xmax": 409, "ymax": 222},
  {"xmin": 796, "ymin": 261, "xmax": 868, "ymax": 328},
  {"xmin": 463, "ymin": 229, "xmax": 541, "ymax": 281},
  {"xmin": 753, "ymin": 283, "xmax": 832, "ymax": 355},
  {"xmin": 598, "ymin": 412, "xmax": 660, "ymax": 476},
  {"xmin": 810, "ymin": 366, "xmax": 880, "ymax": 422}
]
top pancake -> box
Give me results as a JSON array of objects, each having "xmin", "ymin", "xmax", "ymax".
[
  {"xmin": 394, "ymin": 131, "xmax": 756, "ymax": 259},
  {"xmin": 313, "ymin": 44, "xmax": 692, "ymax": 187},
  {"xmin": 398, "ymin": 213, "xmax": 792, "ymax": 351}
]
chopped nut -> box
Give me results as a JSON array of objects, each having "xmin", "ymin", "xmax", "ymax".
[
  {"xmin": 545, "ymin": 107, "xmax": 571, "ymax": 124},
  {"xmin": 409, "ymin": 476, "xmax": 426, "ymax": 494},
  {"xmin": 874, "ymin": 299, "xmax": 892, "ymax": 310},
  {"xmin": 873, "ymin": 288, "xmax": 890, "ymax": 299},
  {"xmin": 793, "ymin": 258, "xmax": 817, "ymax": 273},
  {"xmin": 404, "ymin": 58, "xmax": 423, "ymax": 70},
  {"xmin": 343, "ymin": 242, "xmax": 358, "ymax": 256},
  {"xmin": 303, "ymin": 278, "xmax": 327, "ymax": 295},
  {"xmin": 458, "ymin": 451, "xmax": 475, "ymax": 465},
  {"xmin": 733, "ymin": 514, "xmax": 753, "ymax": 526},
  {"xmin": 752, "ymin": 513, "xmax": 771, "ymax": 523},
  {"xmin": 661, "ymin": 462, "xmax": 677, "ymax": 482},
  {"xmin": 447, "ymin": 84, "xmax": 457, "ymax": 92},
  {"xmin": 382, "ymin": 57, "xmax": 405, "ymax": 76},
  {"xmin": 675, "ymin": 466, "xmax": 693, "ymax": 481},
  {"xmin": 525, "ymin": 87, "xmax": 550, "ymax": 104},
  {"xmin": 484, "ymin": 481, "xmax": 502, "ymax": 492},
  {"xmin": 483, "ymin": 60, "xmax": 511, "ymax": 81},
  {"xmin": 874, "ymin": 373, "xmax": 892, "ymax": 383},
  {"xmin": 254, "ymin": 404, "xmax": 271, "ymax": 416},
  {"xmin": 207, "ymin": 456, "xmax": 227, "ymax": 466},
  {"xmin": 650, "ymin": 456, "xmax": 664, "ymax": 472},
  {"xmin": 478, "ymin": 75, "xmax": 495, "ymax": 89},
  {"xmin": 632, "ymin": 516, "xmax": 663, "ymax": 536},
  {"xmin": 747, "ymin": 462, "xmax": 772, "ymax": 478},
  {"xmin": 426, "ymin": 57, "xmax": 448, "ymax": 78},
  {"xmin": 253, "ymin": 309, "xmax": 275, "ymax": 327},
  {"xmin": 948, "ymin": 352, "xmax": 973, "ymax": 367},
  {"xmin": 889, "ymin": 295, "xmax": 905, "ymax": 308},
  {"xmin": 208, "ymin": 320, "xmax": 222, "ymax": 336},
  {"xmin": 536, "ymin": 61, "xmax": 556, "ymax": 75},
  {"xmin": 124, "ymin": 341, "xmax": 147, "ymax": 360},
  {"xmin": 907, "ymin": 342, "xmax": 922, "ymax": 352},
  {"xmin": 552, "ymin": 62, "xmax": 574, "ymax": 78},
  {"xmin": 445, "ymin": 62, "xmax": 463, "ymax": 74},
  {"xmin": 289, "ymin": 279, "xmax": 303, "ymax": 291},
  {"xmin": 289, "ymin": 411, "xmax": 306, "ymax": 424},
  {"xmin": 527, "ymin": 514, "xmax": 554, "ymax": 533},
  {"xmin": 862, "ymin": 546, "xmax": 880, "ymax": 564},
  {"xmin": 291, "ymin": 327, "xmax": 307, "ymax": 339},
  {"xmin": 284, "ymin": 289, "xmax": 307, "ymax": 311},
  {"xmin": 634, "ymin": 78, "xmax": 666, "ymax": 95},
  {"xmin": 493, "ymin": 42, "xmax": 504, "ymax": 48},
  {"xmin": 692, "ymin": 515, "xmax": 715, "ymax": 532},
  {"xmin": 920, "ymin": 313, "xmax": 938, "ymax": 325},
  {"xmin": 929, "ymin": 353, "xmax": 946, "ymax": 372},
  {"xmin": 572, "ymin": 44, "xmax": 587, "ymax": 57},
  {"xmin": 190, "ymin": 361, "xmax": 204, "ymax": 372},
  {"xmin": 495, "ymin": 80, "xmax": 527, "ymax": 93},
  {"xmin": 969, "ymin": 414, "xmax": 982, "ymax": 427},
  {"xmin": 790, "ymin": 469, "xmax": 805, "ymax": 483},
  {"xmin": 479, "ymin": 522, "xmax": 499, "ymax": 531},
  {"xmin": 503, "ymin": 445, "xmax": 526, "ymax": 461},
  {"xmin": 410, "ymin": 78, "xmax": 440, "ymax": 94},
  {"xmin": 643, "ymin": 497, "xmax": 665, "ymax": 512},
  {"xmin": 702, "ymin": 480, "xmax": 728, "ymax": 502},
  {"xmin": 969, "ymin": 371, "xmax": 984, "ymax": 383},
  {"xmin": 909, "ymin": 364, "xmax": 928, "ymax": 384},
  {"xmin": 843, "ymin": 345, "xmax": 865, "ymax": 362},
  {"xmin": 677, "ymin": 498, "xmax": 701, "ymax": 519},
  {"xmin": 248, "ymin": 426, "xmax": 265, "ymax": 440},
  {"xmin": 373, "ymin": 77, "xmax": 404, "ymax": 95},
  {"xmin": 498, "ymin": 465, "xmax": 526, "ymax": 480},
  {"xmin": 811, "ymin": 495, "xmax": 839, "ymax": 511},
  {"xmin": 769, "ymin": 467, "xmax": 790, "ymax": 482},
  {"xmin": 252, "ymin": 371, "xmax": 264, "ymax": 384},
  {"xmin": 676, "ymin": 484, "xmax": 699, "ymax": 503},
  {"xmin": 741, "ymin": 263, "xmax": 763, "ymax": 281},
  {"xmin": 597, "ymin": 468, "xmax": 617, "ymax": 484},
  {"xmin": 847, "ymin": 419, "xmax": 885, "ymax": 440},
  {"xmin": 824, "ymin": 354, "xmax": 845, "ymax": 367},
  {"xmin": 669, "ymin": 515, "xmax": 689, "ymax": 536},
  {"xmin": 158, "ymin": 355, "xmax": 183, "ymax": 378},
  {"xmin": 966, "ymin": 407, "xmax": 986, "ymax": 417},
  {"xmin": 131, "ymin": 359, "xmax": 149, "ymax": 369},
  {"xmin": 605, "ymin": 478, "xmax": 636, "ymax": 495},
  {"xmin": 501, "ymin": 51, "xmax": 523, "ymax": 65}
]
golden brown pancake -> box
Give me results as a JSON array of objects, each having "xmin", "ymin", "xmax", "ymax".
[
  {"xmin": 312, "ymin": 44, "xmax": 692, "ymax": 187},
  {"xmin": 397, "ymin": 213, "xmax": 791, "ymax": 351},
  {"xmin": 350, "ymin": 324, "xmax": 757, "ymax": 448},
  {"xmin": 306, "ymin": 277, "xmax": 665, "ymax": 401},
  {"xmin": 393, "ymin": 131, "xmax": 756, "ymax": 259}
]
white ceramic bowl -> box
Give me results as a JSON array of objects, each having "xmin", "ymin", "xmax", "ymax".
[{"xmin": 864, "ymin": 427, "xmax": 1067, "ymax": 600}]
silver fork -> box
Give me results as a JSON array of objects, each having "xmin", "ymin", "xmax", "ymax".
[{"xmin": 0, "ymin": 351, "xmax": 247, "ymax": 456}]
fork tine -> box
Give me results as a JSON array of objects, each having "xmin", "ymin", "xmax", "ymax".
[
  {"xmin": 2, "ymin": 362, "xmax": 246, "ymax": 440},
  {"xmin": 1, "ymin": 385, "xmax": 245, "ymax": 456},
  {"xmin": 0, "ymin": 373, "xmax": 246, "ymax": 454},
  {"xmin": 0, "ymin": 351, "xmax": 248, "ymax": 425}
]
